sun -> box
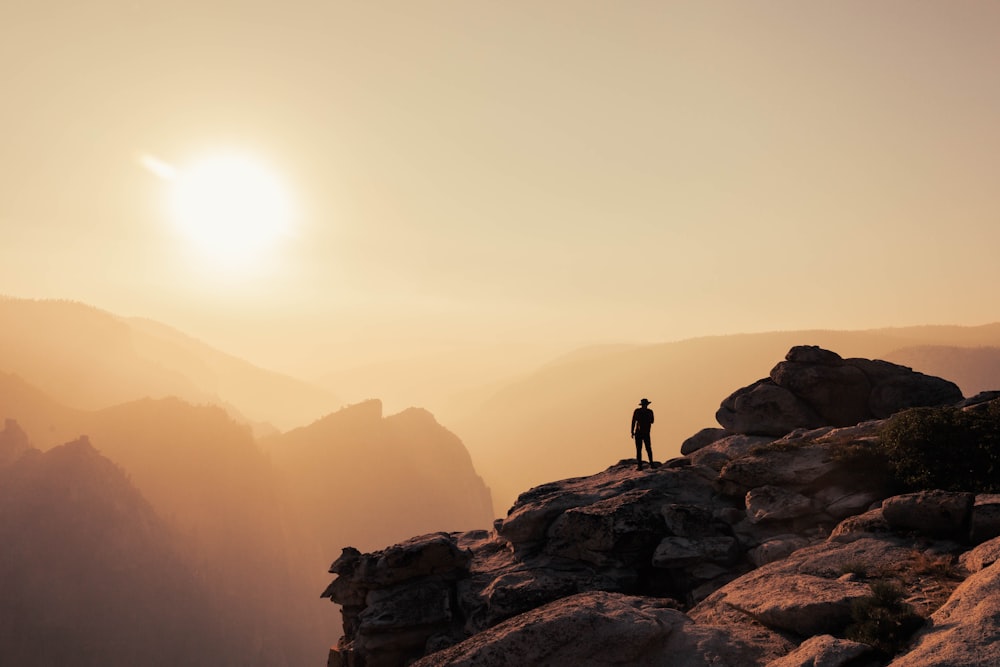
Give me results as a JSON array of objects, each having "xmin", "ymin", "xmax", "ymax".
[{"xmin": 144, "ymin": 152, "xmax": 294, "ymax": 269}]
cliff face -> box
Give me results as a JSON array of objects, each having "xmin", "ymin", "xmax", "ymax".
[{"xmin": 321, "ymin": 347, "xmax": 1000, "ymax": 667}]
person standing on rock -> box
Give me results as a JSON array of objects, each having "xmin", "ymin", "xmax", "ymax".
[{"xmin": 631, "ymin": 398, "xmax": 655, "ymax": 470}]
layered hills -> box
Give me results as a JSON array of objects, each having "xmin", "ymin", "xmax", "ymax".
[
  {"xmin": 0, "ymin": 296, "xmax": 338, "ymax": 432},
  {"xmin": 0, "ymin": 381, "xmax": 494, "ymax": 664},
  {"xmin": 0, "ymin": 297, "xmax": 494, "ymax": 664},
  {"xmin": 3, "ymin": 296, "xmax": 1000, "ymax": 665}
]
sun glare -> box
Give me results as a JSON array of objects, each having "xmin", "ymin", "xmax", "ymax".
[{"xmin": 145, "ymin": 153, "xmax": 294, "ymax": 269}]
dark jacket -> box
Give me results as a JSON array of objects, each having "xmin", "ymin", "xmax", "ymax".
[{"xmin": 631, "ymin": 407, "xmax": 654, "ymax": 434}]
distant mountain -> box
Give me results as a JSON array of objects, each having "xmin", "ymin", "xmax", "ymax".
[
  {"xmin": 0, "ymin": 372, "xmax": 83, "ymax": 448},
  {"xmin": 0, "ymin": 417, "xmax": 32, "ymax": 468},
  {"xmin": 0, "ymin": 374, "xmax": 327, "ymax": 662},
  {"xmin": 0, "ymin": 370, "xmax": 493, "ymax": 663},
  {"xmin": 313, "ymin": 341, "xmax": 571, "ymax": 420},
  {"xmin": 66, "ymin": 396, "xmax": 328, "ymax": 664},
  {"xmin": 264, "ymin": 399, "xmax": 494, "ymax": 555},
  {"xmin": 452, "ymin": 324, "xmax": 1000, "ymax": 513},
  {"xmin": 0, "ymin": 430, "xmax": 236, "ymax": 666},
  {"xmin": 0, "ymin": 296, "xmax": 340, "ymax": 431}
]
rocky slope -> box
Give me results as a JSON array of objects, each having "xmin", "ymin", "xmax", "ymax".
[{"xmin": 322, "ymin": 346, "xmax": 1000, "ymax": 666}]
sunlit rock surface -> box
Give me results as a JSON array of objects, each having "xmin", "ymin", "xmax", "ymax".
[{"xmin": 887, "ymin": 561, "xmax": 1000, "ymax": 667}]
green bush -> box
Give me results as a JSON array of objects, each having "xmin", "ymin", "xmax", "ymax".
[
  {"xmin": 877, "ymin": 400, "xmax": 1000, "ymax": 493},
  {"xmin": 845, "ymin": 580, "xmax": 924, "ymax": 658}
]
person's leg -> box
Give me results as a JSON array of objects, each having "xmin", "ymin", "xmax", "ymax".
[
  {"xmin": 634, "ymin": 435, "xmax": 643, "ymax": 469},
  {"xmin": 643, "ymin": 434, "xmax": 653, "ymax": 464}
]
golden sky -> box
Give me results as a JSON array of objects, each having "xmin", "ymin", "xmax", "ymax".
[{"xmin": 3, "ymin": 1, "xmax": 999, "ymax": 375}]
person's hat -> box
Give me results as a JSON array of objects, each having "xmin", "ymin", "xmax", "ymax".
[{"xmin": 639, "ymin": 398, "xmax": 651, "ymax": 406}]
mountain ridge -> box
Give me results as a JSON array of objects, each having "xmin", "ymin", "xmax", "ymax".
[{"xmin": 0, "ymin": 295, "xmax": 340, "ymax": 431}]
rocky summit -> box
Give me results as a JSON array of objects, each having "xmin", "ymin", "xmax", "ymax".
[
  {"xmin": 322, "ymin": 347, "xmax": 1000, "ymax": 667},
  {"xmin": 715, "ymin": 345, "xmax": 963, "ymax": 436}
]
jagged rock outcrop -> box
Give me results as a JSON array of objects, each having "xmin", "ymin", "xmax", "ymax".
[
  {"xmin": 715, "ymin": 345, "xmax": 962, "ymax": 437},
  {"xmin": 321, "ymin": 348, "xmax": 998, "ymax": 666}
]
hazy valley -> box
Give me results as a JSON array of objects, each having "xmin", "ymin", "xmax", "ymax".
[{"xmin": 2, "ymin": 296, "xmax": 1000, "ymax": 664}]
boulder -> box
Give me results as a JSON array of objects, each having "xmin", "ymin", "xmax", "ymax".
[
  {"xmin": 730, "ymin": 517, "xmax": 821, "ymax": 552},
  {"xmin": 784, "ymin": 345, "xmax": 844, "ymax": 365},
  {"xmin": 498, "ymin": 463, "xmax": 716, "ymax": 549},
  {"xmin": 748, "ymin": 535, "xmax": 812, "ymax": 567},
  {"xmin": 661, "ymin": 503, "xmax": 717, "ymax": 538},
  {"xmin": 770, "ymin": 360, "xmax": 872, "ymax": 427},
  {"xmin": 865, "ymin": 370, "xmax": 963, "ymax": 419},
  {"xmin": 717, "ymin": 347, "xmax": 963, "ymax": 437},
  {"xmin": 544, "ymin": 489, "xmax": 666, "ymax": 567},
  {"xmin": 959, "ymin": 536, "xmax": 1000, "ymax": 573},
  {"xmin": 717, "ymin": 379, "xmax": 824, "ymax": 436},
  {"xmin": 814, "ymin": 486, "xmax": 882, "ymax": 521},
  {"xmin": 323, "ymin": 533, "xmax": 475, "ymax": 667},
  {"xmin": 746, "ymin": 486, "xmax": 815, "ymax": 523},
  {"xmin": 720, "ymin": 444, "xmax": 839, "ymax": 490},
  {"xmin": 464, "ymin": 565, "xmax": 587, "ymax": 631},
  {"xmin": 970, "ymin": 494, "xmax": 1000, "ymax": 543},
  {"xmin": 413, "ymin": 591, "xmax": 786, "ymax": 667},
  {"xmin": 709, "ymin": 573, "xmax": 871, "ymax": 636},
  {"xmin": 881, "ymin": 490, "xmax": 974, "ymax": 541},
  {"xmin": 691, "ymin": 538, "xmax": 925, "ymax": 637},
  {"xmin": 680, "ymin": 427, "xmax": 728, "ymax": 455},
  {"xmin": 959, "ymin": 390, "xmax": 1000, "ymax": 409},
  {"xmin": 351, "ymin": 580, "xmax": 456, "ymax": 666},
  {"xmin": 889, "ymin": 561, "xmax": 1000, "ymax": 667},
  {"xmin": 688, "ymin": 433, "xmax": 774, "ymax": 471},
  {"xmin": 652, "ymin": 536, "xmax": 740, "ymax": 568},
  {"xmin": 828, "ymin": 508, "xmax": 893, "ymax": 543},
  {"xmin": 765, "ymin": 634, "xmax": 875, "ymax": 667}
]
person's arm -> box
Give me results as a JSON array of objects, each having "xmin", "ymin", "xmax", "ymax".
[
  {"xmin": 650, "ymin": 410, "xmax": 654, "ymax": 425},
  {"xmin": 630, "ymin": 410, "xmax": 637, "ymax": 436}
]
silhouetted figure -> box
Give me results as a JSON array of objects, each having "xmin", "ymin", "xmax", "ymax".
[{"xmin": 631, "ymin": 398, "xmax": 654, "ymax": 470}]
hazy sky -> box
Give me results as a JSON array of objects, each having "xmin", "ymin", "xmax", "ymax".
[{"xmin": 3, "ymin": 1, "xmax": 999, "ymax": 374}]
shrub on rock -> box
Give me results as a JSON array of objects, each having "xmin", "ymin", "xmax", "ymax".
[{"xmin": 877, "ymin": 400, "xmax": 1000, "ymax": 493}]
